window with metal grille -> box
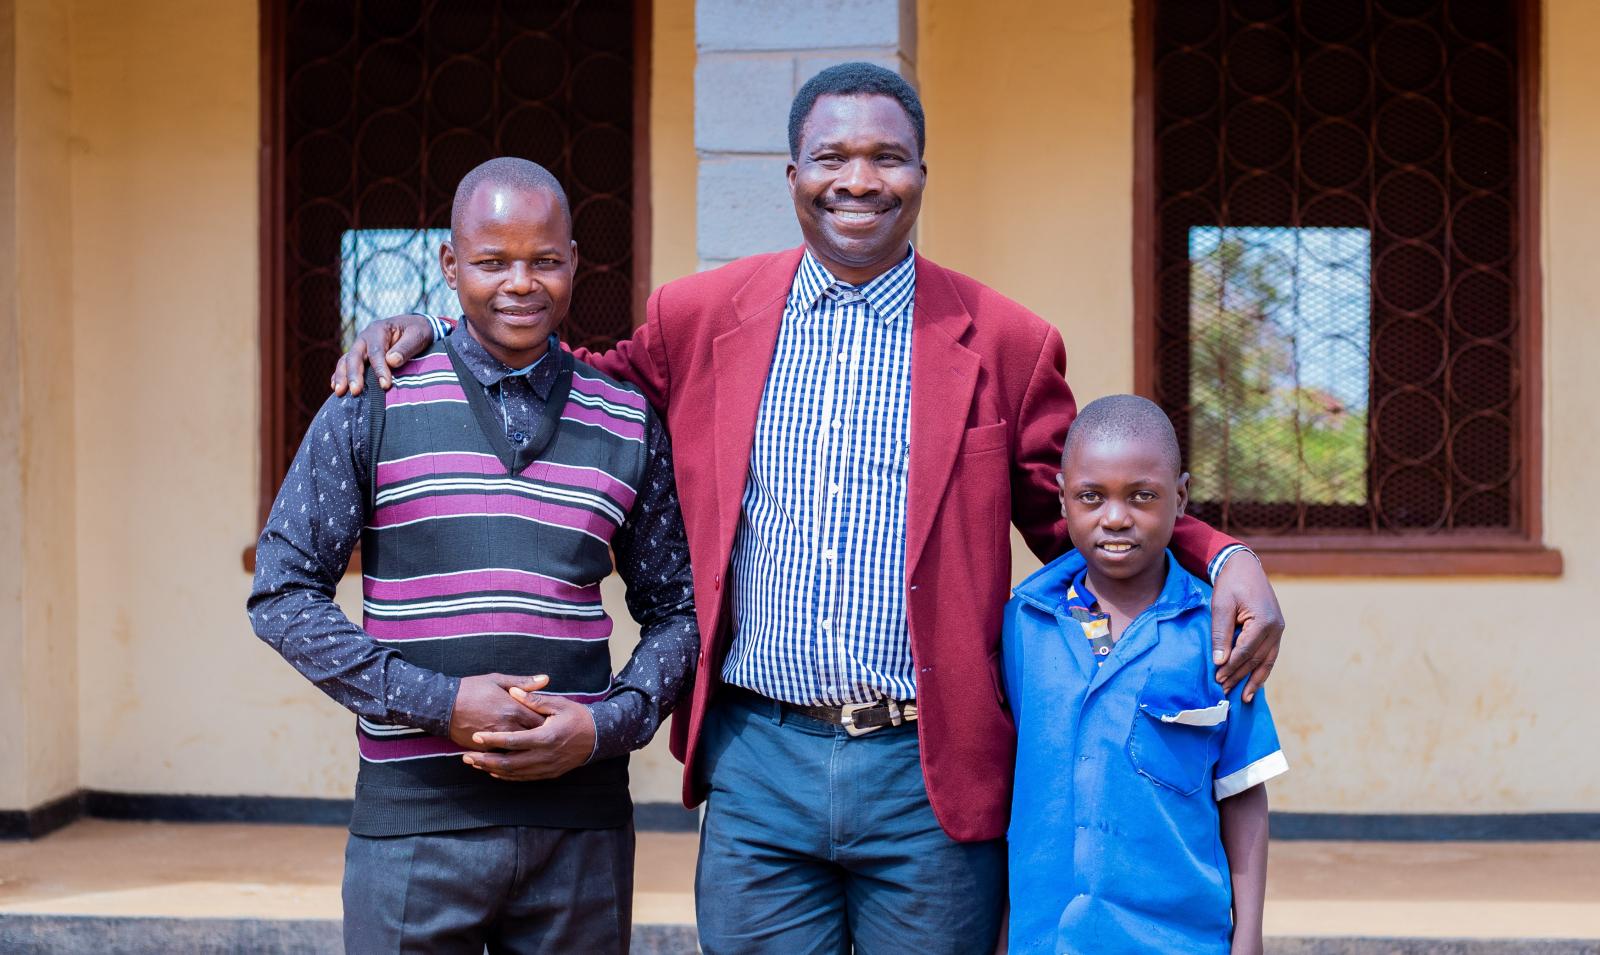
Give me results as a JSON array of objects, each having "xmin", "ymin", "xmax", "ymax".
[
  {"xmin": 258, "ymin": 0, "xmax": 647, "ymax": 522},
  {"xmin": 1134, "ymin": 0, "xmax": 1551, "ymax": 569}
]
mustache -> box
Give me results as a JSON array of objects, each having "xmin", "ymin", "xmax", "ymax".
[{"xmin": 814, "ymin": 195, "xmax": 899, "ymax": 213}]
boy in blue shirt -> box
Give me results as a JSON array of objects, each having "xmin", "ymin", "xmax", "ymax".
[{"xmin": 1001, "ymin": 395, "xmax": 1288, "ymax": 954}]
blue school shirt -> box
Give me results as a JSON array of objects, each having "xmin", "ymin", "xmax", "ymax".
[{"xmin": 1001, "ymin": 549, "xmax": 1288, "ymax": 955}]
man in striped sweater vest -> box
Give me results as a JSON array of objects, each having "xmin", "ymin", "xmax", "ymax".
[{"xmin": 249, "ymin": 158, "xmax": 698, "ymax": 953}]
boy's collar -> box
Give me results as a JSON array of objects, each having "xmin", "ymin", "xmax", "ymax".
[{"xmin": 1014, "ymin": 548, "xmax": 1206, "ymax": 617}]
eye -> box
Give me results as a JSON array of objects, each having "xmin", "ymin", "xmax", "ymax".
[
  {"xmin": 1076, "ymin": 491, "xmax": 1103, "ymax": 505},
  {"xmin": 1132, "ymin": 490, "xmax": 1158, "ymax": 503}
]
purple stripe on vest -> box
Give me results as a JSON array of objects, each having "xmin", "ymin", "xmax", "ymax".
[
  {"xmin": 388, "ymin": 383, "xmax": 469, "ymax": 407},
  {"xmin": 396, "ymin": 353, "xmax": 455, "ymax": 376},
  {"xmin": 375, "ymin": 451, "xmax": 502, "ymax": 487},
  {"xmin": 365, "ymin": 610, "xmax": 613, "ymax": 641},
  {"xmin": 571, "ymin": 373, "xmax": 647, "ymax": 411},
  {"xmin": 563, "ymin": 404, "xmax": 645, "ymax": 442},
  {"xmin": 364, "ymin": 568, "xmax": 600, "ymax": 603},
  {"xmin": 524, "ymin": 461, "xmax": 639, "ymax": 510},
  {"xmin": 372, "ymin": 493, "xmax": 616, "ymax": 538},
  {"xmin": 357, "ymin": 733, "xmax": 466, "ymax": 762}
]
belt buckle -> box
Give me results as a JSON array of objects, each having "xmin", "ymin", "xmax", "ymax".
[
  {"xmin": 840, "ymin": 701, "xmax": 881, "ymax": 737},
  {"xmin": 841, "ymin": 698, "xmax": 914, "ymax": 737}
]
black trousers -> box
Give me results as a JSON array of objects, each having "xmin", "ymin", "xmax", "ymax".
[{"xmin": 342, "ymin": 823, "xmax": 635, "ymax": 954}]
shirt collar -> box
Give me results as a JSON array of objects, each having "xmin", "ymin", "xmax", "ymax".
[
  {"xmin": 1014, "ymin": 547, "xmax": 1207, "ymax": 619},
  {"xmin": 787, "ymin": 245, "xmax": 917, "ymax": 324},
  {"xmin": 1067, "ymin": 566, "xmax": 1100, "ymax": 613},
  {"xmin": 452, "ymin": 318, "xmax": 560, "ymax": 400}
]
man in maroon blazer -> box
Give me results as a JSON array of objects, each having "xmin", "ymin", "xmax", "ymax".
[{"xmin": 336, "ymin": 62, "xmax": 1284, "ymax": 955}]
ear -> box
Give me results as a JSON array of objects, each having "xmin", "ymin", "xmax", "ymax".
[
  {"xmin": 1175, "ymin": 471, "xmax": 1190, "ymax": 517},
  {"xmin": 1056, "ymin": 471, "xmax": 1068, "ymax": 519},
  {"xmin": 440, "ymin": 240, "xmax": 459, "ymax": 291},
  {"xmin": 569, "ymin": 239, "xmax": 579, "ymax": 272}
]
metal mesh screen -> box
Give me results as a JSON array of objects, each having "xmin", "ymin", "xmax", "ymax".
[
  {"xmin": 1149, "ymin": 0, "xmax": 1522, "ymax": 535},
  {"xmin": 275, "ymin": 0, "xmax": 636, "ymax": 467}
]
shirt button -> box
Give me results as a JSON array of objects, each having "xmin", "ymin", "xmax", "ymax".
[
  {"xmin": 837, "ymin": 351, "xmax": 847, "ymax": 363},
  {"xmin": 832, "ymin": 419, "xmax": 842, "ymax": 430},
  {"xmin": 820, "ymin": 619, "xmax": 831, "ymax": 630},
  {"xmin": 830, "ymin": 483, "xmax": 841, "ymax": 496},
  {"xmin": 823, "ymin": 548, "xmax": 835, "ymax": 561}
]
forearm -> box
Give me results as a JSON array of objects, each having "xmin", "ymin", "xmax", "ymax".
[
  {"xmin": 248, "ymin": 584, "xmax": 459, "ymax": 735},
  {"xmin": 246, "ymin": 393, "xmax": 458, "ymax": 735},
  {"xmin": 588, "ymin": 610, "xmax": 700, "ymax": 762},
  {"xmin": 1219, "ymin": 784, "xmax": 1270, "ymax": 954},
  {"xmin": 592, "ymin": 410, "xmax": 699, "ymax": 760}
]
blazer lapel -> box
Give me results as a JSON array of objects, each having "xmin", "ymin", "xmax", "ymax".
[
  {"xmin": 905, "ymin": 256, "xmax": 980, "ymax": 578},
  {"xmin": 709, "ymin": 248, "xmax": 804, "ymax": 563}
]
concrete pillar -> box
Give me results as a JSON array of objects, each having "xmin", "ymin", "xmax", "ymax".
[
  {"xmin": 693, "ymin": 0, "xmax": 916, "ymax": 269},
  {"xmin": 0, "ymin": 0, "xmax": 79, "ymax": 821}
]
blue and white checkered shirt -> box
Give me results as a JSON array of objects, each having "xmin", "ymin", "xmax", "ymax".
[{"xmin": 721, "ymin": 248, "xmax": 919, "ymax": 706}]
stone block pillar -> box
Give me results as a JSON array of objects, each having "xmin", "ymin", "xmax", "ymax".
[{"xmin": 693, "ymin": 0, "xmax": 916, "ymax": 269}]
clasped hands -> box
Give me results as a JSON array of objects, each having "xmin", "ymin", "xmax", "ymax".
[{"xmin": 448, "ymin": 673, "xmax": 597, "ymax": 782}]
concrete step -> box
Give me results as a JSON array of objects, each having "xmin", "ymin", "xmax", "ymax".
[{"xmin": 1, "ymin": 820, "xmax": 1597, "ymax": 953}]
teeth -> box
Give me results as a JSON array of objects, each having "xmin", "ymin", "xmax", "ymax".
[
  {"xmin": 832, "ymin": 210, "xmax": 879, "ymax": 220},
  {"xmin": 1101, "ymin": 543, "xmax": 1134, "ymax": 552}
]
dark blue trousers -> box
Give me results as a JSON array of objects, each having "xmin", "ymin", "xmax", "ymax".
[
  {"xmin": 342, "ymin": 823, "xmax": 634, "ymax": 954},
  {"xmin": 694, "ymin": 693, "xmax": 1006, "ymax": 954}
]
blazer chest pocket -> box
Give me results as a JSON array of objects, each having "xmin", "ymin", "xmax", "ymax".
[
  {"xmin": 961, "ymin": 421, "xmax": 1008, "ymax": 455},
  {"xmin": 1127, "ymin": 681, "xmax": 1228, "ymax": 796}
]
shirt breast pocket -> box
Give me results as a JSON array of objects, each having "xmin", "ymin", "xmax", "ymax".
[{"xmin": 1126, "ymin": 678, "xmax": 1228, "ymax": 796}]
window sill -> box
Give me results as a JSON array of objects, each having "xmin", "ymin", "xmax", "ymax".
[
  {"xmin": 240, "ymin": 544, "xmax": 362, "ymax": 577},
  {"xmin": 1245, "ymin": 540, "xmax": 1563, "ymax": 577}
]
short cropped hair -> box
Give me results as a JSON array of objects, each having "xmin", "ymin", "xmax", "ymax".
[
  {"xmin": 788, "ymin": 61, "xmax": 926, "ymax": 159},
  {"xmin": 451, "ymin": 157, "xmax": 571, "ymax": 239},
  {"xmin": 1063, "ymin": 395, "xmax": 1183, "ymax": 476}
]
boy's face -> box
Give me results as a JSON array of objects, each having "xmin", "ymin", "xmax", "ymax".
[
  {"xmin": 1058, "ymin": 435, "xmax": 1189, "ymax": 584},
  {"xmin": 441, "ymin": 183, "xmax": 576, "ymax": 369}
]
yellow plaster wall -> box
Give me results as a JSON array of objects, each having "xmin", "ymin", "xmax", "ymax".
[
  {"xmin": 67, "ymin": 0, "xmax": 316, "ymax": 797},
  {"xmin": 65, "ymin": 0, "xmax": 698, "ymax": 804},
  {"xmin": 649, "ymin": 0, "xmax": 698, "ymax": 292},
  {"xmin": 918, "ymin": 0, "xmax": 1599, "ymax": 813},
  {"xmin": 0, "ymin": 0, "xmax": 79, "ymax": 810}
]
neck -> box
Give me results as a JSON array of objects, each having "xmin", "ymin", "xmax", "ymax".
[
  {"xmin": 462, "ymin": 316, "xmax": 550, "ymax": 370},
  {"xmin": 809, "ymin": 242, "xmax": 909, "ymax": 287},
  {"xmin": 1084, "ymin": 557, "xmax": 1168, "ymax": 619}
]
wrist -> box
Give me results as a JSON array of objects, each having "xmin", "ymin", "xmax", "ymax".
[{"xmin": 1209, "ymin": 544, "xmax": 1257, "ymax": 584}]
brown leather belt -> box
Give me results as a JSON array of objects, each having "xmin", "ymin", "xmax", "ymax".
[{"xmin": 725, "ymin": 686, "xmax": 918, "ymax": 737}]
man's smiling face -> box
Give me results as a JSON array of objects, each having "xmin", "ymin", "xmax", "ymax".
[
  {"xmin": 787, "ymin": 93, "xmax": 926, "ymax": 285},
  {"xmin": 440, "ymin": 182, "xmax": 576, "ymax": 369}
]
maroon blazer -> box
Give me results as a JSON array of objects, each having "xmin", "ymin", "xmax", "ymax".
[{"xmin": 573, "ymin": 248, "xmax": 1239, "ymax": 842}]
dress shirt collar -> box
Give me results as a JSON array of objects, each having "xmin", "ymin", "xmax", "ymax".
[
  {"xmin": 787, "ymin": 245, "xmax": 917, "ymax": 324},
  {"xmin": 452, "ymin": 318, "xmax": 559, "ymax": 400}
]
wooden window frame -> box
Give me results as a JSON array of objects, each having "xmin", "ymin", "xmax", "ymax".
[
  {"xmin": 1131, "ymin": 0, "xmax": 1559, "ymax": 577},
  {"xmin": 250, "ymin": 1, "xmax": 653, "ymax": 568}
]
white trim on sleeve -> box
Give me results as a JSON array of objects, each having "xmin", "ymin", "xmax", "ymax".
[
  {"xmin": 1214, "ymin": 749, "xmax": 1288, "ymax": 800},
  {"xmin": 1207, "ymin": 544, "xmax": 1254, "ymax": 584}
]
